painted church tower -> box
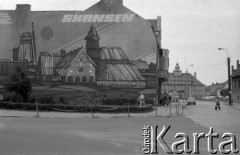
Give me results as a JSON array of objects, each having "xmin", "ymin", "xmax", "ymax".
[{"xmin": 85, "ymin": 25, "xmax": 101, "ymax": 76}]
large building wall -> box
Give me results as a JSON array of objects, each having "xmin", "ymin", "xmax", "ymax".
[
  {"xmin": 0, "ymin": 0, "xmax": 156, "ymax": 62},
  {"xmin": 232, "ymin": 60, "xmax": 240, "ymax": 102}
]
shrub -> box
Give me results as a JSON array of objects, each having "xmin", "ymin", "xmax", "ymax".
[
  {"xmin": 28, "ymin": 97, "xmax": 36, "ymax": 103},
  {"xmin": 103, "ymin": 98, "xmax": 138, "ymax": 106},
  {"xmin": 0, "ymin": 101, "xmax": 153, "ymax": 113}
]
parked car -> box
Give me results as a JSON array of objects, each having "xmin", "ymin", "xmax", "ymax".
[
  {"xmin": 172, "ymin": 96, "xmax": 180, "ymax": 102},
  {"xmin": 187, "ymin": 97, "xmax": 196, "ymax": 105},
  {"xmin": 223, "ymin": 96, "xmax": 229, "ymax": 99}
]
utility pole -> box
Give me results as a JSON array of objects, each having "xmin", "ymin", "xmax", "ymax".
[
  {"xmin": 151, "ymin": 17, "xmax": 162, "ymax": 116},
  {"xmin": 185, "ymin": 70, "xmax": 188, "ymax": 99},
  {"xmin": 227, "ymin": 57, "xmax": 232, "ymax": 105},
  {"xmin": 218, "ymin": 48, "xmax": 232, "ymax": 105}
]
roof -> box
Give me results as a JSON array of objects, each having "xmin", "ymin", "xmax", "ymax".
[
  {"xmin": 99, "ymin": 47, "xmax": 129, "ymax": 60},
  {"xmin": 98, "ymin": 64, "xmax": 145, "ymax": 81},
  {"xmin": 205, "ymin": 81, "xmax": 228, "ymax": 89},
  {"xmin": 56, "ymin": 47, "xmax": 96, "ymax": 69},
  {"xmin": 56, "ymin": 49, "xmax": 79, "ymax": 69},
  {"xmin": 85, "ymin": 25, "xmax": 100, "ymax": 40},
  {"xmin": 131, "ymin": 60, "xmax": 149, "ymax": 70},
  {"xmin": 232, "ymin": 70, "xmax": 240, "ymax": 78}
]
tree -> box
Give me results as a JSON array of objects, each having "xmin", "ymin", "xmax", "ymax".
[
  {"xmin": 220, "ymin": 88, "xmax": 229, "ymax": 97},
  {"xmin": 4, "ymin": 71, "xmax": 32, "ymax": 102},
  {"xmin": 149, "ymin": 62, "xmax": 157, "ymax": 73}
]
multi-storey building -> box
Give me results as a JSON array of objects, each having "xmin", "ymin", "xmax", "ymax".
[
  {"xmin": 232, "ymin": 60, "xmax": 240, "ymax": 102},
  {"xmin": 162, "ymin": 63, "xmax": 205, "ymax": 98}
]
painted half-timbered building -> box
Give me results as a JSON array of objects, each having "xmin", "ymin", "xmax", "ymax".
[{"xmin": 55, "ymin": 47, "xmax": 96, "ymax": 83}]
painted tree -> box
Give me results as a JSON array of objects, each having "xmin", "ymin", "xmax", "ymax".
[
  {"xmin": 149, "ymin": 62, "xmax": 157, "ymax": 73},
  {"xmin": 4, "ymin": 70, "xmax": 32, "ymax": 102}
]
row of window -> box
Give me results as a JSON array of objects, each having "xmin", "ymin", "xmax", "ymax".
[
  {"xmin": 233, "ymin": 78, "xmax": 240, "ymax": 89},
  {"xmin": 61, "ymin": 76, "xmax": 94, "ymax": 83},
  {"xmin": 162, "ymin": 85, "xmax": 204, "ymax": 90},
  {"xmin": 164, "ymin": 81, "xmax": 199, "ymax": 85}
]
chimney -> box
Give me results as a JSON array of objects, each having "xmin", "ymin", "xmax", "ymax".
[
  {"xmin": 16, "ymin": 4, "xmax": 31, "ymax": 12},
  {"xmin": 194, "ymin": 72, "xmax": 196, "ymax": 79},
  {"xmin": 237, "ymin": 60, "xmax": 239, "ymax": 67}
]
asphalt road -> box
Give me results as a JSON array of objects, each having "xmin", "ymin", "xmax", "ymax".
[
  {"xmin": 0, "ymin": 115, "xmax": 220, "ymax": 155},
  {"xmin": 0, "ymin": 100, "xmax": 239, "ymax": 155},
  {"xmin": 184, "ymin": 100, "xmax": 240, "ymax": 150}
]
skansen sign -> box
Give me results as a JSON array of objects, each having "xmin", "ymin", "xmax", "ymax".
[
  {"xmin": 62, "ymin": 14, "xmax": 135, "ymax": 23},
  {"xmin": 142, "ymin": 125, "xmax": 239, "ymax": 154}
]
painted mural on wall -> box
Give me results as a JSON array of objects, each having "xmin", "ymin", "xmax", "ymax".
[{"xmin": 0, "ymin": 0, "xmax": 171, "ymax": 102}]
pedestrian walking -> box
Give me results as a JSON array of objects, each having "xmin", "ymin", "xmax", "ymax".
[
  {"xmin": 215, "ymin": 97, "xmax": 221, "ymax": 110},
  {"xmin": 138, "ymin": 92, "xmax": 145, "ymax": 107},
  {"xmin": 169, "ymin": 93, "xmax": 172, "ymax": 103}
]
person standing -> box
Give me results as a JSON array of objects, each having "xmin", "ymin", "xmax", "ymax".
[
  {"xmin": 138, "ymin": 92, "xmax": 145, "ymax": 107},
  {"xmin": 169, "ymin": 93, "xmax": 172, "ymax": 103},
  {"xmin": 215, "ymin": 97, "xmax": 221, "ymax": 110}
]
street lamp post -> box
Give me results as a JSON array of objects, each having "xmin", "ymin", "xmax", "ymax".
[
  {"xmin": 151, "ymin": 17, "xmax": 162, "ymax": 116},
  {"xmin": 218, "ymin": 48, "xmax": 232, "ymax": 105}
]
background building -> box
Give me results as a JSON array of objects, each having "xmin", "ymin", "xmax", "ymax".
[
  {"xmin": 204, "ymin": 82, "xmax": 228, "ymax": 97},
  {"xmin": 162, "ymin": 63, "xmax": 205, "ymax": 98},
  {"xmin": 232, "ymin": 60, "xmax": 240, "ymax": 102}
]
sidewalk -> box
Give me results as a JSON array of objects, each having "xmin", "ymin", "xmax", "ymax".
[
  {"xmin": 0, "ymin": 102, "xmax": 184, "ymax": 118},
  {"xmin": 223, "ymin": 101, "xmax": 240, "ymax": 110}
]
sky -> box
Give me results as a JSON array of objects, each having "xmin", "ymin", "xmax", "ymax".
[{"xmin": 1, "ymin": 0, "xmax": 240, "ymax": 85}]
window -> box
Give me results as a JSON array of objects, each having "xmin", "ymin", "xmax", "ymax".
[
  {"xmin": 67, "ymin": 76, "xmax": 73, "ymax": 83},
  {"xmin": 79, "ymin": 68, "xmax": 84, "ymax": 72},
  {"xmin": 61, "ymin": 76, "xmax": 66, "ymax": 82},
  {"xmin": 82, "ymin": 76, "xmax": 87, "ymax": 83},
  {"xmin": 89, "ymin": 76, "xmax": 94, "ymax": 83},
  {"xmin": 75, "ymin": 76, "xmax": 80, "ymax": 83},
  {"xmin": 93, "ymin": 52, "xmax": 99, "ymax": 58},
  {"xmin": 238, "ymin": 79, "xmax": 240, "ymax": 88}
]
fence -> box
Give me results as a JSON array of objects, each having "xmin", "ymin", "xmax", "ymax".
[{"xmin": 0, "ymin": 100, "xmax": 187, "ymax": 118}]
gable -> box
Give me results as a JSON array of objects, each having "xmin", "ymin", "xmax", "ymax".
[{"xmin": 71, "ymin": 50, "xmax": 95, "ymax": 68}]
